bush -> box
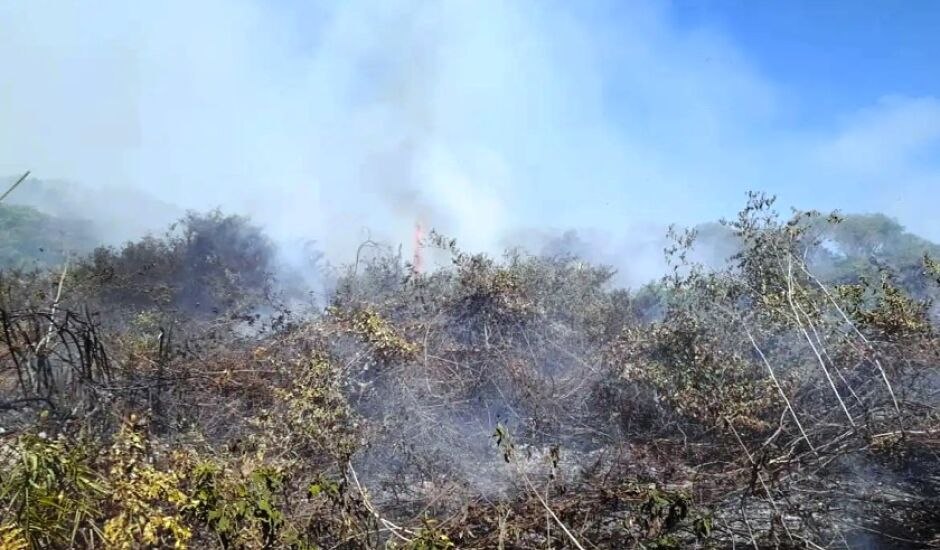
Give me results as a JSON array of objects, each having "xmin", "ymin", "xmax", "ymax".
[
  {"xmin": 70, "ymin": 210, "xmax": 277, "ymax": 322},
  {"xmin": 0, "ymin": 197, "xmax": 938, "ymax": 548}
]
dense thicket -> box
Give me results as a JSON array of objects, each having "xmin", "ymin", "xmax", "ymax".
[{"xmin": 1, "ymin": 196, "xmax": 938, "ymax": 549}]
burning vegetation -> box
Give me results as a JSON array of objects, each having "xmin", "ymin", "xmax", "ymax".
[{"xmin": 0, "ymin": 193, "xmax": 939, "ymax": 549}]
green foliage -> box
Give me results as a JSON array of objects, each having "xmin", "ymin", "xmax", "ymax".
[
  {"xmin": 0, "ymin": 431, "xmax": 104, "ymax": 548},
  {"xmin": 823, "ymin": 213, "xmax": 939, "ymax": 263},
  {"xmin": 0, "ymin": 204, "xmax": 96, "ymax": 270},
  {"xmin": 809, "ymin": 212, "xmax": 940, "ymax": 301},
  {"xmin": 184, "ymin": 460, "xmax": 297, "ymax": 550},
  {"xmin": 449, "ymin": 252, "xmax": 535, "ymax": 327},
  {"xmin": 2, "ymin": 198, "xmax": 939, "ymax": 549},
  {"xmin": 328, "ymin": 306, "xmax": 419, "ymax": 363},
  {"xmin": 492, "ymin": 422, "xmax": 514, "ymax": 463},
  {"xmin": 101, "ymin": 416, "xmax": 192, "ymax": 549},
  {"xmin": 837, "ymin": 274, "xmax": 933, "ymax": 341},
  {"xmin": 613, "ymin": 309, "xmax": 777, "ymax": 432},
  {"xmin": 253, "ymin": 335, "xmax": 360, "ymax": 463},
  {"xmin": 923, "ymin": 253, "xmax": 940, "ymax": 287},
  {"xmin": 637, "ymin": 487, "xmax": 690, "ymax": 539},
  {"xmin": 395, "ymin": 521, "xmax": 454, "ymax": 550},
  {"xmin": 0, "ymin": 523, "xmax": 29, "ymax": 550}
]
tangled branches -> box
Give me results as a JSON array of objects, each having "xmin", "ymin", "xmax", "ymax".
[{"xmin": 1, "ymin": 197, "xmax": 939, "ymax": 548}]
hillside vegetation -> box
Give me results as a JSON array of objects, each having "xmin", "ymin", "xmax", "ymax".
[
  {"xmin": 1, "ymin": 194, "xmax": 938, "ymax": 549},
  {"xmin": 0, "ymin": 204, "xmax": 97, "ymax": 269}
]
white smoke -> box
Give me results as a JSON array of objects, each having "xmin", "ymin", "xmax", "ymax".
[{"xmin": 2, "ymin": 0, "xmax": 938, "ymax": 283}]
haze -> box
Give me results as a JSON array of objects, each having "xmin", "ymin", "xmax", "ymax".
[{"xmin": 2, "ymin": 0, "xmax": 939, "ymax": 283}]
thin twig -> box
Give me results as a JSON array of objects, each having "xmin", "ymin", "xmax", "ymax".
[{"xmin": 0, "ymin": 171, "xmax": 30, "ymax": 203}]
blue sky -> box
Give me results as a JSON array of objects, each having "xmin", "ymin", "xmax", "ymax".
[
  {"xmin": 1, "ymin": 0, "xmax": 939, "ymax": 274},
  {"xmin": 719, "ymin": 0, "xmax": 940, "ymax": 228},
  {"xmin": 674, "ymin": 0, "xmax": 940, "ymax": 118},
  {"xmin": 584, "ymin": 0, "xmax": 940, "ymax": 236}
]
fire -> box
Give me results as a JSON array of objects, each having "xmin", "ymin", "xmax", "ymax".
[{"xmin": 412, "ymin": 221, "xmax": 424, "ymax": 274}]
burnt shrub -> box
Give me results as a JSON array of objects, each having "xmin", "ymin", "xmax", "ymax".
[{"xmin": 70, "ymin": 210, "xmax": 277, "ymax": 321}]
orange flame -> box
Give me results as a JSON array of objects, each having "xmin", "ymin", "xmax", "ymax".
[{"xmin": 412, "ymin": 221, "xmax": 424, "ymax": 274}]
